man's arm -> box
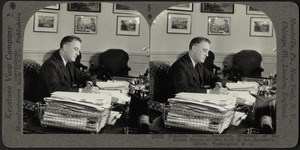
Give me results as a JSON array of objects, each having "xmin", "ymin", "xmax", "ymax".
[{"xmin": 40, "ymin": 63, "xmax": 79, "ymax": 94}]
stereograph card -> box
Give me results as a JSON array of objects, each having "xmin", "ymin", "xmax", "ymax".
[{"xmin": 1, "ymin": 0, "xmax": 299, "ymax": 149}]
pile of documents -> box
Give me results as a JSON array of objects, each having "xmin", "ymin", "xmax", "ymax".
[
  {"xmin": 39, "ymin": 91, "xmax": 112, "ymax": 133},
  {"xmin": 226, "ymin": 81, "xmax": 259, "ymax": 91},
  {"xmin": 164, "ymin": 92, "xmax": 236, "ymax": 133},
  {"xmin": 97, "ymin": 81, "xmax": 131, "ymax": 105}
]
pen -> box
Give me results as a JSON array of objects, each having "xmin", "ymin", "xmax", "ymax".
[{"xmin": 87, "ymin": 81, "xmax": 101, "ymax": 90}]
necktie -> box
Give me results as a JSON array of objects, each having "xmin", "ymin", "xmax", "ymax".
[{"xmin": 66, "ymin": 63, "xmax": 73, "ymax": 84}]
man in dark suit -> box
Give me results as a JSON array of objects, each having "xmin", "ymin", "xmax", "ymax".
[
  {"xmin": 37, "ymin": 35, "xmax": 100, "ymax": 101},
  {"xmin": 168, "ymin": 36, "xmax": 228, "ymax": 97}
]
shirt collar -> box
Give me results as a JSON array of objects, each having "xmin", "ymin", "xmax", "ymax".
[
  {"xmin": 188, "ymin": 54, "xmax": 197, "ymax": 68},
  {"xmin": 59, "ymin": 52, "xmax": 68, "ymax": 67}
]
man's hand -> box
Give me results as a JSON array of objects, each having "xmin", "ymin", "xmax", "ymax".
[
  {"xmin": 82, "ymin": 81, "xmax": 101, "ymax": 93},
  {"xmin": 209, "ymin": 82, "xmax": 228, "ymax": 94}
]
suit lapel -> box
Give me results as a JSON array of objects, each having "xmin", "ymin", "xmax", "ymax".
[
  {"xmin": 54, "ymin": 51, "xmax": 72, "ymax": 85},
  {"xmin": 184, "ymin": 54, "xmax": 201, "ymax": 86},
  {"xmin": 189, "ymin": 65, "xmax": 201, "ymax": 86},
  {"xmin": 196, "ymin": 64, "xmax": 204, "ymax": 87}
]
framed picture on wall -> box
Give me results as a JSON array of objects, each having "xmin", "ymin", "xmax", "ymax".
[
  {"xmin": 167, "ymin": 13, "xmax": 192, "ymax": 34},
  {"xmin": 68, "ymin": 2, "xmax": 101, "ymax": 12},
  {"xmin": 250, "ymin": 17, "xmax": 273, "ymax": 37},
  {"xmin": 34, "ymin": 12, "xmax": 58, "ymax": 33},
  {"xmin": 116, "ymin": 16, "xmax": 140, "ymax": 36},
  {"xmin": 168, "ymin": 3, "xmax": 193, "ymax": 12},
  {"xmin": 74, "ymin": 15, "xmax": 97, "ymax": 34},
  {"xmin": 246, "ymin": 6, "xmax": 265, "ymax": 15},
  {"xmin": 201, "ymin": 3, "xmax": 234, "ymax": 14},
  {"xmin": 208, "ymin": 16, "xmax": 231, "ymax": 35},
  {"xmin": 113, "ymin": 3, "xmax": 138, "ymax": 14},
  {"xmin": 44, "ymin": 4, "xmax": 60, "ymax": 10}
]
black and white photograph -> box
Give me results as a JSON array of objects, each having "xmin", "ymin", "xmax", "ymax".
[
  {"xmin": 34, "ymin": 11, "xmax": 58, "ymax": 32},
  {"xmin": 68, "ymin": 2, "xmax": 101, "ymax": 12},
  {"xmin": 117, "ymin": 16, "xmax": 140, "ymax": 36},
  {"xmin": 201, "ymin": 3, "xmax": 234, "ymax": 14},
  {"xmin": 43, "ymin": 4, "xmax": 60, "ymax": 10},
  {"xmin": 208, "ymin": 16, "xmax": 231, "ymax": 35},
  {"xmin": 2, "ymin": 1, "xmax": 298, "ymax": 149},
  {"xmin": 113, "ymin": 3, "xmax": 138, "ymax": 14},
  {"xmin": 74, "ymin": 15, "xmax": 97, "ymax": 34},
  {"xmin": 246, "ymin": 6, "xmax": 265, "ymax": 15},
  {"xmin": 250, "ymin": 17, "xmax": 273, "ymax": 37},
  {"xmin": 167, "ymin": 13, "xmax": 192, "ymax": 34},
  {"xmin": 168, "ymin": 3, "xmax": 193, "ymax": 12}
]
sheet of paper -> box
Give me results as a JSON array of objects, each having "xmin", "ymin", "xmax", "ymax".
[{"xmin": 226, "ymin": 81, "xmax": 259, "ymax": 91}]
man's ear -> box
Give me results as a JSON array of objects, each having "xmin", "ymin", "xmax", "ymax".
[
  {"xmin": 63, "ymin": 44, "xmax": 67, "ymax": 51},
  {"xmin": 191, "ymin": 45, "xmax": 196, "ymax": 52}
]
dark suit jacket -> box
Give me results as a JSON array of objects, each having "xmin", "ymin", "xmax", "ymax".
[
  {"xmin": 168, "ymin": 53, "xmax": 221, "ymax": 97},
  {"xmin": 37, "ymin": 50, "xmax": 90, "ymax": 101}
]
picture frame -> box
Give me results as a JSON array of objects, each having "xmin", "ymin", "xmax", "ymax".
[
  {"xmin": 246, "ymin": 6, "xmax": 265, "ymax": 15},
  {"xmin": 116, "ymin": 16, "xmax": 140, "ymax": 36},
  {"xmin": 44, "ymin": 4, "xmax": 60, "ymax": 10},
  {"xmin": 74, "ymin": 15, "xmax": 97, "ymax": 34},
  {"xmin": 168, "ymin": 3, "xmax": 193, "ymax": 12},
  {"xmin": 167, "ymin": 13, "xmax": 192, "ymax": 34},
  {"xmin": 208, "ymin": 16, "xmax": 231, "ymax": 35},
  {"xmin": 250, "ymin": 17, "xmax": 273, "ymax": 37},
  {"xmin": 34, "ymin": 12, "xmax": 58, "ymax": 33},
  {"xmin": 68, "ymin": 2, "xmax": 101, "ymax": 12},
  {"xmin": 113, "ymin": 3, "xmax": 138, "ymax": 14},
  {"xmin": 201, "ymin": 3, "xmax": 234, "ymax": 14}
]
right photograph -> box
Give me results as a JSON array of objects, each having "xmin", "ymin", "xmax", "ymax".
[{"xmin": 148, "ymin": 2, "xmax": 276, "ymax": 134}]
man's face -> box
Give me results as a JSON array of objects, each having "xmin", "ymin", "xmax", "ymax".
[
  {"xmin": 63, "ymin": 40, "xmax": 81, "ymax": 62},
  {"xmin": 192, "ymin": 41, "xmax": 210, "ymax": 63}
]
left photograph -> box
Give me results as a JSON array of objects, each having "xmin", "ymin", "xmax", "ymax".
[{"xmin": 23, "ymin": 2, "xmax": 150, "ymax": 134}]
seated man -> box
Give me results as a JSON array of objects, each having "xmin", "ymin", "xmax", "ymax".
[
  {"xmin": 37, "ymin": 35, "xmax": 100, "ymax": 101},
  {"xmin": 168, "ymin": 36, "xmax": 228, "ymax": 97}
]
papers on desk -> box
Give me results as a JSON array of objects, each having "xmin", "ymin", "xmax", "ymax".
[
  {"xmin": 97, "ymin": 80, "xmax": 129, "ymax": 90},
  {"xmin": 231, "ymin": 111, "xmax": 247, "ymax": 126},
  {"xmin": 226, "ymin": 81, "xmax": 259, "ymax": 91},
  {"xmin": 97, "ymin": 81, "xmax": 131, "ymax": 105},
  {"xmin": 164, "ymin": 93, "xmax": 236, "ymax": 133},
  {"xmin": 228, "ymin": 91, "xmax": 256, "ymax": 106},
  {"xmin": 40, "ymin": 91, "xmax": 111, "ymax": 133}
]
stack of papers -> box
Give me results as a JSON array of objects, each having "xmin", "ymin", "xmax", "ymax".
[
  {"xmin": 228, "ymin": 91, "xmax": 256, "ymax": 106},
  {"xmin": 231, "ymin": 111, "xmax": 247, "ymax": 126},
  {"xmin": 97, "ymin": 81, "xmax": 129, "ymax": 90},
  {"xmin": 40, "ymin": 91, "xmax": 111, "ymax": 133},
  {"xmin": 164, "ymin": 93, "xmax": 236, "ymax": 133},
  {"xmin": 226, "ymin": 81, "xmax": 259, "ymax": 91},
  {"xmin": 97, "ymin": 81, "xmax": 131, "ymax": 105}
]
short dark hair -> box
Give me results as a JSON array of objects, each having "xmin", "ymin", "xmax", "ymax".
[
  {"xmin": 60, "ymin": 35, "xmax": 82, "ymax": 48},
  {"xmin": 189, "ymin": 37, "xmax": 211, "ymax": 50}
]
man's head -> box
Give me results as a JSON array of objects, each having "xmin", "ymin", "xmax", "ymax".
[
  {"xmin": 189, "ymin": 37, "xmax": 211, "ymax": 64},
  {"xmin": 59, "ymin": 35, "xmax": 82, "ymax": 62}
]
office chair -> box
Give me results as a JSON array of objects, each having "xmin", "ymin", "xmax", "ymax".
[
  {"xmin": 23, "ymin": 59, "xmax": 41, "ymax": 102},
  {"xmin": 97, "ymin": 49, "xmax": 131, "ymax": 79},
  {"xmin": 23, "ymin": 59, "xmax": 41, "ymax": 126},
  {"xmin": 228, "ymin": 50, "xmax": 264, "ymax": 81},
  {"xmin": 148, "ymin": 61, "xmax": 170, "ymax": 103},
  {"xmin": 203, "ymin": 51, "xmax": 221, "ymax": 75},
  {"xmin": 147, "ymin": 61, "xmax": 170, "ymax": 122}
]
